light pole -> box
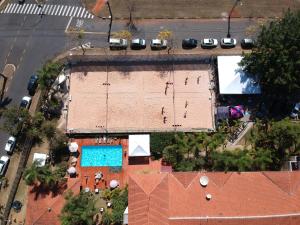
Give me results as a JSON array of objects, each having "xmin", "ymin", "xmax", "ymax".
[
  {"xmin": 227, "ymin": 0, "xmax": 242, "ymax": 38},
  {"xmin": 106, "ymin": 0, "xmax": 113, "ymax": 42}
]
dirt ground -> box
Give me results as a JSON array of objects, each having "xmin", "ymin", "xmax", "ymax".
[
  {"xmin": 83, "ymin": 0, "xmax": 300, "ymax": 19},
  {"xmin": 67, "ymin": 66, "xmax": 214, "ymax": 133}
]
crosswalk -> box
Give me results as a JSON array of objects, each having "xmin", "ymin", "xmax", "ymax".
[{"xmin": 0, "ymin": 3, "xmax": 94, "ymax": 19}]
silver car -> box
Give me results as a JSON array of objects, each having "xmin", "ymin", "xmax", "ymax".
[
  {"xmin": 0, "ymin": 156, "xmax": 10, "ymax": 176},
  {"xmin": 220, "ymin": 38, "xmax": 237, "ymax": 48},
  {"xmin": 150, "ymin": 39, "xmax": 168, "ymax": 50},
  {"xmin": 201, "ymin": 38, "xmax": 218, "ymax": 48}
]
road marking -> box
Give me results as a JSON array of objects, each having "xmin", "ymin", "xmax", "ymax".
[
  {"xmin": 50, "ymin": 5, "xmax": 57, "ymax": 15},
  {"xmin": 65, "ymin": 16, "xmax": 73, "ymax": 33},
  {"xmin": 0, "ymin": 3, "xmax": 94, "ymax": 19}
]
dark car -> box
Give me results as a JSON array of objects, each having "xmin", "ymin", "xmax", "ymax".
[
  {"xmin": 241, "ymin": 38, "xmax": 255, "ymax": 49},
  {"xmin": 27, "ymin": 75, "xmax": 38, "ymax": 95},
  {"xmin": 18, "ymin": 0, "xmax": 25, "ymax": 4},
  {"xmin": 182, "ymin": 38, "xmax": 197, "ymax": 49},
  {"xmin": 130, "ymin": 38, "xmax": 146, "ymax": 50}
]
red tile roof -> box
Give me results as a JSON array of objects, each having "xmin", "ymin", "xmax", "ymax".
[{"xmin": 129, "ymin": 171, "xmax": 300, "ymax": 225}]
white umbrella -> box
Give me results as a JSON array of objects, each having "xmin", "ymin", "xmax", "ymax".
[
  {"xmin": 109, "ymin": 180, "xmax": 119, "ymax": 189},
  {"xmin": 69, "ymin": 142, "xmax": 78, "ymax": 153},
  {"xmin": 67, "ymin": 166, "xmax": 76, "ymax": 174}
]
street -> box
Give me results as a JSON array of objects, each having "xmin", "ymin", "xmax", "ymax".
[{"xmin": 0, "ymin": 0, "xmax": 255, "ymax": 157}]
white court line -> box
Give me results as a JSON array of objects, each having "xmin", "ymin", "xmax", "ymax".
[
  {"xmin": 65, "ymin": 6, "xmax": 71, "ymax": 17},
  {"xmin": 50, "ymin": 5, "xmax": 57, "ymax": 15},
  {"xmin": 76, "ymin": 7, "xmax": 83, "ymax": 18}
]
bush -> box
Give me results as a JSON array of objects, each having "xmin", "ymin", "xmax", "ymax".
[{"xmin": 150, "ymin": 133, "xmax": 176, "ymax": 159}]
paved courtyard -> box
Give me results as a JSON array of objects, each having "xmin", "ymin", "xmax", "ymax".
[{"xmin": 67, "ymin": 65, "xmax": 214, "ymax": 133}]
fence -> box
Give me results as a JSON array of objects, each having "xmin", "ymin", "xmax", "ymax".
[{"xmin": 0, "ymin": 138, "xmax": 32, "ymax": 225}]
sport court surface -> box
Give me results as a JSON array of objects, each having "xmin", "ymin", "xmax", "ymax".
[{"xmin": 67, "ymin": 66, "xmax": 214, "ymax": 133}]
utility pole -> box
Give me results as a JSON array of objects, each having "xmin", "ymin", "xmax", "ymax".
[
  {"xmin": 106, "ymin": 0, "xmax": 113, "ymax": 42},
  {"xmin": 227, "ymin": 0, "xmax": 242, "ymax": 38}
]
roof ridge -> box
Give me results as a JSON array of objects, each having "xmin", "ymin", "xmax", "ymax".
[
  {"xmin": 171, "ymin": 172, "xmax": 199, "ymax": 189},
  {"xmin": 149, "ymin": 173, "xmax": 168, "ymax": 195},
  {"xmin": 32, "ymin": 179, "xmax": 81, "ymax": 225},
  {"xmin": 207, "ymin": 172, "xmax": 234, "ymax": 188},
  {"xmin": 262, "ymin": 172, "xmax": 293, "ymax": 196}
]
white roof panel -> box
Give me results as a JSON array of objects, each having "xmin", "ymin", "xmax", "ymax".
[
  {"xmin": 129, "ymin": 135, "xmax": 150, "ymax": 157},
  {"xmin": 217, "ymin": 56, "xmax": 261, "ymax": 94}
]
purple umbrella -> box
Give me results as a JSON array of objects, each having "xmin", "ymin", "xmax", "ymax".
[{"xmin": 230, "ymin": 105, "xmax": 245, "ymax": 119}]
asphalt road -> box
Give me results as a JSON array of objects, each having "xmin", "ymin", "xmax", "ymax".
[{"xmin": 0, "ymin": 0, "xmax": 256, "ymax": 157}]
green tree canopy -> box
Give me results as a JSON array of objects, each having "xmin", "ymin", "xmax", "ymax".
[
  {"xmin": 60, "ymin": 191, "xmax": 97, "ymax": 225},
  {"xmin": 240, "ymin": 10, "xmax": 300, "ymax": 100}
]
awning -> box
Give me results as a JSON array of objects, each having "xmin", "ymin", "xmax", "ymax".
[
  {"xmin": 33, "ymin": 153, "xmax": 48, "ymax": 167},
  {"xmin": 69, "ymin": 142, "xmax": 78, "ymax": 153},
  {"xmin": 217, "ymin": 56, "xmax": 261, "ymax": 94},
  {"xmin": 129, "ymin": 134, "xmax": 150, "ymax": 157}
]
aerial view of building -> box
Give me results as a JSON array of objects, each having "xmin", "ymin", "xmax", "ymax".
[{"xmin": 0, "ymin": 0, "xmax": 299, "ymax": 225}]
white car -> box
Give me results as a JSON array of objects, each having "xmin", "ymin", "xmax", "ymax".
[
  {"xmin": 150, "ymin": 39, "xmax": 168, "ymax": 50},
  {"xmin": 220, "ymin": 38, "xmax": 237, "ymax": 48},
  {"xmin": 20, "ymin": 96, "xmax": 32, "ymax": 109},
  {"xmin": 201, "ymin": 38, "xmax": 218, "ymax": 48},
  {"xmin": 5, "ymin": 136, "xmax": 16, "ymax": 154},
  {"xmin": 290, "ymin": 103, "xmax": 300, "ymax": 119},
  {"xmin": 0, "ymin": 156, "xmax": 10, "ymax": 176}
]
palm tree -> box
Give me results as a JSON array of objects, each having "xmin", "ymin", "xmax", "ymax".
[
  {"xmin": 60, "ymin": 191, "xmax": 97, "ymax": 225},
  {"xmin": 37, "ymin": 61, "xmax": 62, "ymax": 92},
  {"xmin": 23, "ymin": 162, "xmax": 40, "ymax": 185}
]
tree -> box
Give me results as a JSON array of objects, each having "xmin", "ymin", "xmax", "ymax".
[
  {"xmin": 23, "ymin": 161, "xmax": 67, "ymax": 189},
  {"xmin": 37, "ymin": 61, "xmax": 63, "ymax": 91},
  {"xmin": 60, "ymin": 191, "xmax": 97, "ymax": 225},
  {"xmin": 150, "ymin": 132, "xmax": 175, "ymax": 159},
  {"xmin": 157, "ymin": 29, "xmax": 175, "ymax": 54},
  {"xmin": 240, "ymin": 10, "xmax": 300, "ymax": 101},
  {"xmin": 77, "ymin": 29, "xmax": 86, "ymax": 55},
  {"xmin": 1, "ymin": 106, "xmax": 31, "ymax": 136},
  {"xmin": 101, "ymin": 212, "xmax": 112, "ymax": 225},
  {"xmin": 126, "ymin": 0, "xmax": 137, "ymax": 32},
  {"xmin": 112, "ymin": 30, "xmax": 132, "ymax": 40},
  {"xmin": 110, "ymin": 187, "xmax": 128, "ymax": 225}
]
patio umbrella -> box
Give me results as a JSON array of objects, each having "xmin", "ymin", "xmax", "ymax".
[
  {"xmin": 67, "ymin": 166, "xmax": 76, "ymax": 174},
  {"xmin": 110, "ymin": 180, "xmax": 119, "ymax": 189},
  {"xmin": 69, "ymin": 142, "xmax": 78, "ymax": 153},
  {"xmin": 230, "ymin": 105, "xmax": 245, "ymax": 119}
]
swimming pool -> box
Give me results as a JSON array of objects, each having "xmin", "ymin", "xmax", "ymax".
[{"xmin": 81, "ymin": 145, "xmax": 123, "ymax": 167}]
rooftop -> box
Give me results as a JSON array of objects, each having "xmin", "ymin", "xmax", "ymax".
[{"xmin": 129, "ymin": 171, "xmax": 300, "ymax": 225}]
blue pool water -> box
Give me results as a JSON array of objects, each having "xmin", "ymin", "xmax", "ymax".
[{"xmin": 81, "ymin": 145, "xmax": 123, "ymax": 167}]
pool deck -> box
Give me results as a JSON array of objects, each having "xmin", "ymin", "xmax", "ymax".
[{"xmin": 73, "ymin": 138, "xmax": 167, "ymax": 191}]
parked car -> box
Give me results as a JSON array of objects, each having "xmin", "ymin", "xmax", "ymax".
[
  {"xmin": 4, "ymin": 136, "xmax": 16, "ymax": 154},
  {"xmin": 150, "ymin": 39, "xmax": 167, "ymax": 50},
  {"xmin": 201, "ymin": 38, "xmax": 218, "ymax": 49},
  {"xmin": 27, "ymin": 74, "xmax": 38, "ymax": 95},
  {"xmin": 290, "ymin": 102, "xmax": 300, "ymax": 119},
  {"xmin": 109, "ymin": 38, "xmax": 128, "ymax": 50},
  {"xmin": 130, "ymin": 38, "xmax": 146, "ymax": 50},
  {"xmin": 20, "ymin": 96, "xmax": 32, "ymax": 109},
  {"xmin": 220, "ymin": 38, "xmax": 237, "ymax": 48},
  {"xmin": 241, "ymin": 38, "xmax": 255, "ymax": 49},
  {"xmin": 0, "ymin": 156, "xmax": 10, "ymax": 176},
  {"xmin": 182, "ymin": 38, "xmax": 197, "ymax": 49}
]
